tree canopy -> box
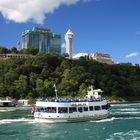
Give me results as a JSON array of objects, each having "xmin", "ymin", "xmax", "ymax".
[
  {"xmin": 0, "ymin": 53, "xmax": 140, "ymax": 101},
  {"xmin": 0, "ymin": 46, "xmax": 8, "ymax": 54}
]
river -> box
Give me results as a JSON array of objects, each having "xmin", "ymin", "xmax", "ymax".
[{"xmin": 0, "ymin": 102, "xmax": 140, "ymax": 140}]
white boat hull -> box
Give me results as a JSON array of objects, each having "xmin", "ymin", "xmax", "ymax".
[{"xmin": 34, "ymin": 111, "xmax": 109, "ymax": 123}]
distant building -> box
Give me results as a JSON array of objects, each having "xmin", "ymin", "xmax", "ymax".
[
  {"xmin": 73, "ymin": 52, "xmax": 113, "ymax": 64},
  {"xmin": 22, "ymin": 27, "xmax": 61, "ymax": 54},
  {"xmin": 73, "ymin": 53, "xmax": 88, "ymax": 59},
  {"xmin": 0, "ymin": 54, "xmax": 35, "ymax": 60},
  {"xmin": 89, "ymin": 52, "xmax": 113, "ymax": 64},
  {"xmin": 65, "ymin": 29, "xmax": 74, "ymax": 59}
]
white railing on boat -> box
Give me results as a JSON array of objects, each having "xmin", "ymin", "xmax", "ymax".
[{"xmin": 36, "ymin": 97, "xmax": 106, "ymax": 103}]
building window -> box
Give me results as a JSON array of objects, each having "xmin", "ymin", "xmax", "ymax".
[{"xmin": 102, "ymin": 105, "xmax": 108, "ymax": 110}]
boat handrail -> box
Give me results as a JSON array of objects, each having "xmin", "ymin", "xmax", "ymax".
[{"xmin": 36, "ymin": 98, "xmax": 106, "ymax": 103}]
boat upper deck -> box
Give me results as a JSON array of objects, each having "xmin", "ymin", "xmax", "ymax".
[
  {"xmin": 36, "ymin": 87, "xmax": 107, "ymax": 107},
  {"xmin": 35, "ymin": 98, "xmax": 108, "ymax": 108},
  {"xmin": 37, "ymin": 97, "xmax": 106, "ymax": 103}
]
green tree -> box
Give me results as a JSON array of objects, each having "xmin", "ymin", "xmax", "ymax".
[
  {"xmin": 35, "ymin": 78, "xmax": 45, "ymax": 97},
  {"xmin": 11, "ymin": 47, "xmax": 18, "ymax": 53},
  {"xmin": 0, "ymin": 46, "xmax": 8, "ymax": 54},
  {"xmin": 5, "ymin": 69, "xmax": 19, "ymax": 84},
  {"xmin": 14, "ymin": 75, "xmax": 28, "ymax": 99},
  {"xmin": 23, "ymin": 47, "xmax": 39, "ymax": 55}
]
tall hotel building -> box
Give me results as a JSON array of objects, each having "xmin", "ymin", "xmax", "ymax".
[{"xmin": 22, "ymin": 27, "xmax": 61, "ymax": 54}]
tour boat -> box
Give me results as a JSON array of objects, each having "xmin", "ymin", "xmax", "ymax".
[
  {"xmin": 33, "ymin": 86, "xmax": 110, "ymax": 123},
  {"xmin": 0, "ymin": 97, "xmax": 17, "ymax": 107}
]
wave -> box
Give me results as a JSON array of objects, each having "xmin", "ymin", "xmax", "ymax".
[
  {"xmin": 115, "ymin": 117, "xmax": 140, "ymax": 120},
  {"xmin": 90, "ymin": 116, "xmax": 140, "ymax": 123},
  {"xmin": 106, "ymin": 130, "xmax": 140, "ymax": 140},
  {"xmin": 110, "ymin": 111, "xmax": 140, "ymax": 115},
  {"xmin": 0, "ymin": 107, "xmax": 31, "ymax": 112},
  {"xmin": 0, "ymin": 116, "xmax": 140, "ymax": 125},
  {"xmin": 111, "ymin": 103, "xmax": 140, "ymax": 107},
  {"xmin": 0, "ymin": 118, "xmax": 34, "ymax": 125},
  {"xmin": 0, "ymin": 109, "xmax": 16, "ymax": 112},
  {"xmin": 90, "ymin": 117, "xmax": 118, "ymax": 123},
  {"xmin": 113, "ymin": 108, "xmax": 140, "ymax": 111},
  {"xmin": 93, "ymin": 117, "xmax": 116, "ymax": 122}
]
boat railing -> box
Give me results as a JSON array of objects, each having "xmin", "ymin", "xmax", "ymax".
[{"xmin": 36, "ymin": 97, "xmax": 106, "ymax": 103}]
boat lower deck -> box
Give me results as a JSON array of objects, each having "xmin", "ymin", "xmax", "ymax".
[{"xmin": 34, "ymin": 114, "xmax": 108, "ymax": 123}]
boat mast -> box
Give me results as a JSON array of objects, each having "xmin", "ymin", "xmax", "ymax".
[{"xmin": 53, "ymin": 83, "xmax": 58, "ymax": 99}]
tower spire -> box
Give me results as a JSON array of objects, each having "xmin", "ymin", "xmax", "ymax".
[{"xmin": 65, "ymin": 28, "xmax": 74, "ymax": 59}]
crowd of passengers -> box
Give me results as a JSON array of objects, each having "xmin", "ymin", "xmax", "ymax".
[
  {"xmin": 37, "ymin": 97, "xmax": 106, "ymax": 102},
  {"xmin": 36, "ymin": 107, "xmax": 56, "ymax": 113},
  {"xmin": 36, "ymin": 107, "xmax": 69, "ymax": 113}
]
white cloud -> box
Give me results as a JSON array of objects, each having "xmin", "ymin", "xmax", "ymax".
[
  {"xmin": 0, "ymin": 0, "xmax": 92, "ymax": 24},
  {"xmin": 126, "ymin": 52, "xmax": 139, "ymax": 58}
]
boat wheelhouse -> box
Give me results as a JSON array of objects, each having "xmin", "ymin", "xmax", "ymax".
[{"xmin": 34, "ymin": 86, "xmax": 110, "ymax": 123}]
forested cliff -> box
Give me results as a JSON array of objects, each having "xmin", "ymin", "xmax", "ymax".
[{"xmin": 0, "ymin": 53, "xmax": 140, "ymax": 101}]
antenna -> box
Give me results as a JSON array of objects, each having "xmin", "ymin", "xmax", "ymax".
[{"xmin": 53, "ymin": 83, "xmax": 58, "ymax": 99}]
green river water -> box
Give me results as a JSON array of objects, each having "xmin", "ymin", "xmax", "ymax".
[{"xmin": 0, "ymin": 102, "xmax": 140, "ymax": 140}]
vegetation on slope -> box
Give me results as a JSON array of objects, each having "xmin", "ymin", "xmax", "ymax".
[{"xmin": 0, "ymin": 46, "xmax": 140, "ymax": 101}]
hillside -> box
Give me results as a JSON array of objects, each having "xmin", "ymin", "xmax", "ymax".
[{"xmin": 0, "ymin": 53, "xmax": 140, "ymax": 101}]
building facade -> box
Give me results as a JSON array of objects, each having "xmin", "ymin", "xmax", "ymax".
[
  {"xmin": 73, "ymin": 52, "xmax": 113, "ymax": 64},
  {"xmin": 0, "ymin": 54, "xmax": 35, "ymax": 60},
  {"xmin": 22, "ymin": 27, "xmax": 61, "ymax": 54},
  {"xmin": 89, "ymin": 52, "xmax": 113, "ymax": 64},
  {"xmin": 65, "ymin": 29, "xmax": 74, "ymax": 59}
]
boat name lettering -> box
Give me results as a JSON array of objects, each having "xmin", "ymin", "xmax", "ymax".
[{"xmin": 71, "ymin": 103, "xmax": 87, "ymax": 106}]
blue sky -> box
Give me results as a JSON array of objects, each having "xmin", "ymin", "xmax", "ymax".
[{"xmin": 0, "ymin": 0, "xmax": 140, "ymax": 64}]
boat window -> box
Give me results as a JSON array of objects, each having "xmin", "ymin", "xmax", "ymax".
[
  {"xmin": 78, "ymin": 107, "xmax": 83, "ymax": 112},
  {"xmin": 102, "ymin": 105, "xmax": 107, "ymax": 110},
  {"xmin": 37, "ymin": 107, "xmax": 57, "ymax": 113},
  {"xmin": 36, "ymin": 107, "xmax": 44, "ymax": 112},
  {"xmin": 83, "ymin": 107, "xmax": 88, "ymax": 111},
  {"xmin": 95, "ymin": 106, "xmax": 101, "ymax": 111},
  {"xmin": 69, "ymin": 107, "xmax": 77, "ymax": 113},
  {"xmin": 89, "ymin": 106, "xmax": 93, "ymax": 111},
  {"xmin": 50, "ymin": 107, "xmax": 56, "ymax": 113},
  {"xmin": 58, "ymin": 107, "xmax": 68, "ymax": 113}
]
